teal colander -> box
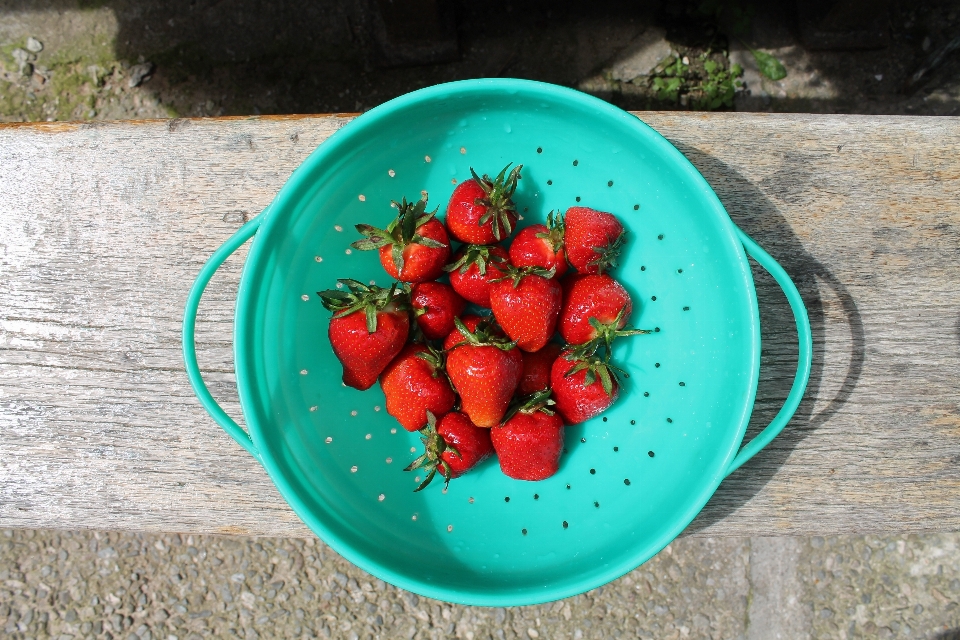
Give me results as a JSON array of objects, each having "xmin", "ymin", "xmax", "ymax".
[{"xmin": 183, "ymin": 79, "xmax": 812, "ymax": 606}]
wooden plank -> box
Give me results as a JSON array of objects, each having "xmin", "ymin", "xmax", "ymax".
[{"xmin": 0, "ymin": 112, "xmax": 958, "ymax": 538}]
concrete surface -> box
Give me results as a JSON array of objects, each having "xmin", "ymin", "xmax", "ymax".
[{"xmin": 2, "ymin": 529, "xmax": 959, "ymax": 639}]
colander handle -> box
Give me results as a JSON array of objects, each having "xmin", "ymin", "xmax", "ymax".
[
  {"xmin": 724, "ymin": 228, "xmax": 813, "ymax": 477},
  {"xmin": 183, "ymin": 213, "xmax": 264, "ymax": 461}
]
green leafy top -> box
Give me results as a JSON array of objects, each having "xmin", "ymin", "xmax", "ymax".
[
  {"xmin": 351, "ymin": 194, "xmax": 448, "ymax": 274},
  {"xmin": 443, "ymin": 244, "xmax": 508, "ymax": 276},
  {"xmin": 560, "ymin": 351, "xmax": 624, "ymax": 398},
  {"xmin": 470, "ymin": 163, "xmax": 523, "ymax": 241},
  {"xmin": 535, "ymin": 210, "xmax": 566, "ymax": 253},
  {"xmin": 447, "ymin": 316, "xmax": 516, "ymax": 352},
  {"xmin": 414, "ymin": 344, "xmax": 449, "ymax": 380},
  {"xmin": 587, "ymin": 229, "xmax": 626, "ymax": 275},
  {"xmin": 490, "ymin": 264, "xmax": 556, "ymax": 288},
  {"xmin": 404, "ymin": 411, "xmax": 461, "ymax": 491},
  {"xmin": 500, "ymin": 388, "xmax": 556, "ymax": 425},
  {"xmin": 317, "ymin": 279, "xmax": 407, "ymax": 334},
  {"xmin": 585, "ymin": 306, "xmax": 651, "ymax": 354}
]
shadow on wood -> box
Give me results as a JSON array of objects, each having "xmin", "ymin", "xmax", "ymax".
[{"xmin": 671, "ymin": 144, "xmax": 866, "ymax": 535}]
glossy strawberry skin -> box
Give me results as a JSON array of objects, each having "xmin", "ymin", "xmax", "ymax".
[
  {"xmin": 328, "ymin": 308, "xmax": 409, "ymax": 391},
  {"xmin": 559, "ymin": 274, "xmax": 632, "ymax": 344},
  {"xmin": 446, "ymin": 180, "xmax": 518, "ymax": 245},
  {"xmin": 519, "ymin": 343, "xmax": 563, "ymax": 395},
  {"xmin": 564, "ymin": 207, "xmax": 624, "ymax": 274},
  {"xmin": 378, "ymin": 218, "xmax": 451, "ymax": 283},
  {"xmin": 448, "ymin": 246, "xmax": 509, "ymax": 308},
  {"xmin": 509, "ymin": 224, "xmax": 567, "ymax": 277},
  {"xmin": 379, "ymin": 345, "xmax": 456, "ymax": 432},
  {"xmin": 491, "ymin": 411, "xmax": 565, "ymax": 481},
  {"xmin": 489, "ymin": 273, "xmax": 562, "ymax": 352},
  {"xmin": 446, "ymin": 344, "xmax": 523, "ymax": 428},
  {"xmin": 411, "ymin": 282, "xmax": 467, "ymax": 341},
  {"xmin": 550, "ymin": 353, "xmax": 619, "ymax": 425},
  {"xmin": 437, "ymin": 412, "xmax": 495, "ymax": 477}
]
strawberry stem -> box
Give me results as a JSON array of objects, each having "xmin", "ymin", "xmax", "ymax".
[
  {"xmin": 501, "ymin": 388, "xmax": 557, "ymax": 424},
  {"xmin": 351, "ymin": 194, "xmax": 447, "ymax": 275},
  {"xmin": 449, "ymin": 317, "xmax": 517, "ymax": 352},
  {"xmin": 443, "ymin": 244, "xmax": 508, "ymax": 276},
  {"xmin": 317, "ymin": 279, "xmax": 408, "ymax": 333},
  {"xmin": 470, "ymin": 163, "xmax": 522, "ymax": 241},
  {"xmin": 405, "ymin": 411, "xmax": 458, "ymax": 491},
  {"xmin": 588, "ymin": 229, "xmax": 627, "ymax": 275},
  {"xmin": 490, "ymin": 264, "xmax": 556, "ymax": 288},
  {"xmin": 535, "ymin": 210, "xmax": 566, "ymax": 253}
]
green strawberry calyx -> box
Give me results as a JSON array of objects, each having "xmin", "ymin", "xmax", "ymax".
[
  {"xmin": 586, "ymin": 306, "xmax": 652, "ymax": 353},
  {"xmin": 448, "ymin": 317, "xmax": 517, "ymax": 352},
  {"xmin": 471, "ymin": 163, "xmax": 523, "ymax": 241},
  {"xmin": 560, "ymin": 351, "xmax": 623, "ymax": 398},
  {"xmin": 414, "ymin": 344, "xmax": 451, "ymax": 382},
  {"xmin": 535, "ymin": 210, "xmax": 566, "ymax": 253},
  {"xmin": 443, "ymin": 244, "xmax": 508, "ymax": 276},
  {"xmin": 587, "ymin": 229, "xmax": 627, "ymax": 275},
  {"xmin": 405, "ymin": 411, "xmax": 461, "ymax": 492},
  {"xmin": 500, "ymin": 388, "xmax": 556, "ymax": 425},
  {"xmin": 317, "ymin": 279, "xmax": 408, "ymax": 334},
  {"xmin": 351, "ymin": 194, "xmax": 448, "ymax": 275},
  {"xmin": 490, "ymin": 264, "xmax": 556, "ymax": 288}
]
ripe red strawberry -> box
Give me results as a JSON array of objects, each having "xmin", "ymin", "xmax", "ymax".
[
  {"xmin": 491, "ymin": 390, "xmax": 565, "ymax": 481},
  {"xmin": 550, "ymin": 351, "xmax": 620, "ymax": 425},
  {"xmin": 559, "ymin": 273, "xmax": 649, "ymax": 348},
  {"xmin": 406, "ymin": 411, "xmax": 494, "ymax": 490},
  {"xmin": 446, "ymin": 164, "xmax": 522, "ymax": 244},
  {"xmin": 446, "ymin": 318, "xmax": 523, "ymax": 427},
  {"xmin": 564, "ymin": 206, "xmax": 625, "ymax": 275},
  {"xmin": 518, "ymin": 342, "xmax": 562, "ymax": 395},
  {"xmin": 352, "ymin": 195, "xmax": 451, "ymax": 283},
  {"xmin": 442, "ymin": 314, "xmax": 503, "ymax": 351},
  {"xmin": 411, "ymin": 282, "xmax": 467, "ymax": 341},
  {"xmin": 379, "ymin": 345, "xmax": 456, "ymax": 432},
  {"xmin": 445, "ymin": 244, "xmax": 510, "ymax": 308},
  {"xmin": 508, "ymin": 210, "xmax": 567, "ymax": 277},
  {"xmin": 489, "ymin": 265, "xmax": 562, "ymax": 353},
  {"xmin": 319, "ymin": 280, "xmax": 409, "ymax": 390}
]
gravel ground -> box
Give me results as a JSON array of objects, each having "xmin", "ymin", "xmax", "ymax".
[
  {"xmin": 2, "ymin": 529, "xmax": 959, "ymax": 639},
  {"xmin": 0, "ymin": 530, "xmax": 751, "ymax": 640}
]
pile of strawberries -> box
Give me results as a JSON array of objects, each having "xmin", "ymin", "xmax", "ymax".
[{"xmin": 319, "ymin": 164, "xmax": 648, "ymax": 490}]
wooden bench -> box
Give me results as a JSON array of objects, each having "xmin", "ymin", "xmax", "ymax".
[{"xmin": 1, "ymin": 113, "xmax": 957, "ymax": 538}]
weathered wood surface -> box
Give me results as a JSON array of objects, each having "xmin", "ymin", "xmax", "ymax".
[{"xmin": 0, "ymin": 113, "xmax": 958, "ymax": 538}]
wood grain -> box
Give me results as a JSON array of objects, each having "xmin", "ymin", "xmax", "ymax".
[{"xmin": 1, "ymin": 113, "xmax": 958, "ymax": 538}]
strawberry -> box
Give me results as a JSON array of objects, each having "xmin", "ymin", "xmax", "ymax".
[
  {"xmin": 406, "ymin": 411, "xmax": 494, "ymax": 490},
  {"xmin": 352, "ymin": 194, "xmax": 451, "ymax": 283},
  {"xmin": 379, "ymin": 345, "xmax": 456, "ymax": 432},
  {"xmin": 559, "ymin": 273, "xmax": 649, "ymax": 348},
  {"xmin": 491, "ymin": 390, "xmax": 565, "ymax": 481},
  {"xmin": 411, "ymin": 282, "xmax": 467, "ymax": 341},
  {"xmin": 445, "ymin": 244, "xmax": 510, "ymax": 308},
  {"xmin": 318, "ymin": 280, "xmax": 409, "ymax": 390},
  {"xmin": 508, "ymin": 210, "xmax": 567, "ymax": 277},
  {"xmin": 446, "ymin": 164, "xmax": 522, "ymax": 244},
  {"xmin": 489, "ymin": 265, "xmax": 562, "ymax": 353},
  {"xmin": 518, "ymin": 342, "xmax": 562, "ymax": 395},
  {"xmin": 442, "ymin": 314, "xmax": 502, "ymax": 351},
  {"xmin": 550, "ymin": 350, "xmax": 620, "ymax": 425},
  {"xmin": 564, "ymin": 206, "xmax": 625, "ymax": 275},
  {"xmin": 446, "ymin": 318, "xmax": 523, "ymax": 427}
]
